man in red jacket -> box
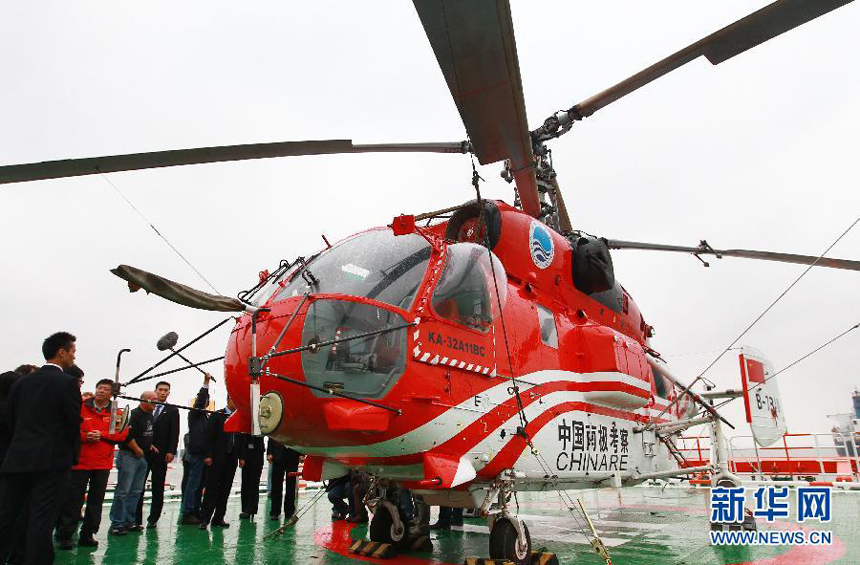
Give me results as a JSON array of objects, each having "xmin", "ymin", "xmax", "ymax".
[{"xmin": 55, "ymin": 379, "xmax": 128, "ymax": 549}]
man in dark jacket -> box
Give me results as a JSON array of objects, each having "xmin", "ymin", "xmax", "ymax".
[
  {"xmin": 0, "ymin": 332, "xmax": 82, "ymax": 565},
  {"xmin": 238, "ymin": 434, "xmax": 265, "ymax": 519},
  {"xmin": 108, "ymin": 391, "xmax": 155, "ymax": 535},
  {"xmin": 135, "ymin": 380, "xmax": 180, "ymax": 528},
  {"xmin": 267, "ymin": 438, "xmax": 301, "ymax": 521},
  {"xmin": 199, "ymin": 396, "xmax": 240, "ymax": 529},
  {"xmin": 180, "ymin": 373, "xmax": 211, "ymax": 524}
]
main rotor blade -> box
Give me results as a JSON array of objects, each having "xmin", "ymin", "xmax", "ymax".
[
  {"xmin": 111, "ymin": 264, "xmax": 255, "ymax": 312},
  {"xmin": 0, "ymin": 140, "xmax": 469, "ymax": 185},
  {"xmin": 607, "ymin": 239, "xmax": 860, "ymax": 272},
  {"xmin": 533, "ymin": 0, "xmax": 855, "ymax": 140},
  {"xmin": 413, "ymin": 0, "xmax": 540, "ymax": 217}
]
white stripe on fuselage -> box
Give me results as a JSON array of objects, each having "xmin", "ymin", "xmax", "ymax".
[{"xmin": 298, "ymin": 370, "xmax": 659, "ymax": 458}]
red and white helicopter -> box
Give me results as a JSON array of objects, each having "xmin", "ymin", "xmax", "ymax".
[{"xmin": 1, "ymin": 1, "xmax": 858, "ymax": 563}]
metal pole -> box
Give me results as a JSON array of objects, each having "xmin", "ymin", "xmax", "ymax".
[
  {"xmin": 127, "ymin": 317, "xmax": 232, "ymax": 385},
  {"xmin": 115, "ymin": 394, "xmax": 217, "ymax": 415},
  {"xmin": 171, "ymin": 348, "xmax": 208, "ymax": 376},
  {"xmin": 752, "ymin": 438, "xmax": 763, "ymax": 479},
  {"xmin": 130, "ymin": 356, "xmax": 224, "ymax": 385},
  {"xmin": 268, "ymin": 322, "xmax": 416, "ymax": 360},
  {"xmin": 814, "ymin": 434, "xmax": 825, "ymax": 480},
  {"xmin": 252, "ymin": 309, "xmax": 259, "ymax": 358},
  {"xmin": 265, "ymin": 371, "xmax": 401, "ymax": 415},
  {"xmin": 110, "ymin": 348, "xmax": 131, "ymax": 434},
  {"xmin": 261, "ymin": 293, "xmax": 309, "ymax": 369}
]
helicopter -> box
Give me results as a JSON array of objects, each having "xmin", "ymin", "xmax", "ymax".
[{"xmin": 2, "ymin": 1, "xmax": 860, "ymax": 563}]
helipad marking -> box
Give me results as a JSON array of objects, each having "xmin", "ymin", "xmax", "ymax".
[
  {"xmin": 510, "ymin": 513, "xmax": 666, "ymax": 533},
  {"xmin": 457, "ymin": 523, "xmax": 631, "ymax": 548},
  {"xmin": 313, "ymin": 502, "xmax": 848, "ymax": 565}
]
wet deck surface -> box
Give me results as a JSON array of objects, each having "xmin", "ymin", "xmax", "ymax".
[{"xmin": 54, "ymin": 486, "xmax": 860, "ymax": 565}]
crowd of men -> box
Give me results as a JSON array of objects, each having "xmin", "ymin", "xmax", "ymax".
[
  {"xmin": 0, "ymin": 331, "xmax": 464, "ymax": 564},
  {"xmin": 0, "ymin": 332, "xmax": 303, "ymax": 564}
]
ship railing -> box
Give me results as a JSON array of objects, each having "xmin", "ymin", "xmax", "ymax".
[{"xmin": 673, "ymin": 433, "xmax": 860, "ymax": 483}]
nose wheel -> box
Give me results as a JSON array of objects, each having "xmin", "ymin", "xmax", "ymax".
[
  {"xmin": 369, "ymin": 500, "xmax": 406, "ymax": 544},
  {"xmin": 489, "ymin": 517, "xmax": 531, "ymax": 565}
]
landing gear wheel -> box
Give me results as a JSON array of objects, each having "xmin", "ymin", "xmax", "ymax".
[
  {"xmin": 489, "ymin": 518, "xmax": 531, "ymax": 565},
  {"xmin": 369, "ymin": 506, "xmax": 405, "ymax": 544}
]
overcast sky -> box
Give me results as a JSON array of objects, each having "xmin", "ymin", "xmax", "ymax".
[{"xmin": 1, "ymin": 1, "xmax": 858, "ymax": 441}]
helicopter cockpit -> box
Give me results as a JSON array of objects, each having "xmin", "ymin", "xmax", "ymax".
[
  {"xmin": 254, "ymin": 229, "xmax": 431, "ymax": 398},
  {"xmin": 254, "ymin": 229, "xmax": 507, "ymax": 399}
]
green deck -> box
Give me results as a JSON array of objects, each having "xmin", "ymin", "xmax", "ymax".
[{"xmin": 54, "ymin": 486, "xmax": 860, "ymax": 564}]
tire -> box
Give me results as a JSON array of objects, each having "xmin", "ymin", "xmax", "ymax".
[
  {"xmin": 489, "ymin": 518, "xmax": 531, "ymax": 565},
  {"xmin": 369, "ymin": 506, "xmax": 405, "ymax": 544},
  {"xmin": 444, "ymin": 200, "xmax": 502, "ymax": 249}
]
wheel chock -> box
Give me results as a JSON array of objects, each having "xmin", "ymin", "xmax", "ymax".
[
  {"xmin": 349, "ymin": 540, "xmax": 398, "ymax": 559},
  {"xmin": 530, "ymin": 552, "xmax": 560, "ymax": 565}
]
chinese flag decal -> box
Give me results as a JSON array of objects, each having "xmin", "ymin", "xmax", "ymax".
[{"xmin": 746, "ymin": 358, "xmax": 765, "ymax": 383}]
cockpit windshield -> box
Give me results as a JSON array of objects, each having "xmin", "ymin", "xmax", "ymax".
[{"xmin": 269, "ymin": 229, "xmax": 432, "ymax": 311}]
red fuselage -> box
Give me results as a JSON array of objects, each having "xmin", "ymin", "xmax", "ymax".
[{"xmin": 222, "ymin": 202, "xmax": 686, "ymax": 485}]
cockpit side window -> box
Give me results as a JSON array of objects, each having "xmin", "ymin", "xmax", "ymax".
[{"xmin": 431, "ymin": 243, "xmax": 506, "ymax": 332}]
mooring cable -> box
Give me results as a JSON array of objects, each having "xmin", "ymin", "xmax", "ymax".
[
  {"xmin": 100, "ymin": 173, "xmax": 220, "ymax": 294},
  {"xmin": 650, "ymin": 214, "xmax": 860, "ymax": 425}
]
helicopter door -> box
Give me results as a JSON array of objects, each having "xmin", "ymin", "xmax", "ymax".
[{"xmin": 413, "ymin": 243, "xmax": 506, "ymax": 376}]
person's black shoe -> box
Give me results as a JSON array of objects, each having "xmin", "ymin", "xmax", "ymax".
[
  {"xmin": 128, "ymin": 524, "xmax": 144, "ymax": 533},
  {"xmin": 212, "ymin": 520, "xmax": 230, "ymax": 528},
  {"xmin": 269, "ymin": 514, "xmax": 280, "ymax": 521},
  {"xmin": 239, "ymin": 513, "xmax": 251, "ymax": 520},
  {"xmin": 181, "ymin": 514, "xmax": 201, "ymax": 525},
  {"xmin": 56, "ymin": 539, "xmax": 74, "ymax": 550},
  {"xmin": 331, "ymin": 512, "xmax": 346, "ymax": 521},
  {"xmin": 146, "ymin": 520, "xmax": 158, "ymax": 529},
  {"xmin": 430, "ymin": 521, "xmax": 451, "ymax": 530},
  {"xmin": 198, "ymin": 522, "xmax": 209, "ymax": 530},
  {"xmin": 108, "ymin": 527, "xmax": 127, "ymax": 536},
  {"xmin": 78, "ymin": 537, "xmax": 98, "ymax": 548}
]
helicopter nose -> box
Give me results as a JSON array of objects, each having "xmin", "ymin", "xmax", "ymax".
[{"xmin": 224, "ymin": 295, "xmax": 411, "ymax": 445}]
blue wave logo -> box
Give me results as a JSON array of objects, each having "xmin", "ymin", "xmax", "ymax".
[{"xmin": 529, "ymin": 221, "xmax": 554, "ymax": 269}]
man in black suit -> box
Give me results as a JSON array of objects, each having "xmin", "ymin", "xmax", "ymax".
[
  {"xmin": 199, "ymin": 396, "xmax": 240, "ymax": 529},
  {"xmin": 0, "ymin": 371, "xmax": 22, "ymax": 467},
  {"xmin": 0, "ymin": 332, "xmax": 82, "ymax": 565},
  {"xmin": 179, "ymin": 373, "xmax": 212, "ymax": 525},
  {"xmin": 267, "ymin": 438, "xmax": 301, "ymax": 521},
  {"xmin": 135, "ymin": 380, "xmax": 180, "ymax": 528},
  {"xmin": 238, "ymin": 434, "xmax": 265, "ymax": 519}
]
